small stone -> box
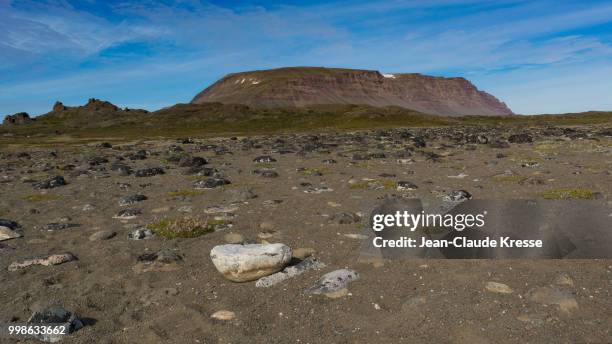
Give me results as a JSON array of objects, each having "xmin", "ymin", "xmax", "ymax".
[
  {"xmin": 113, "ymin": 209, "xmax": 142, "ymax": 220},
  {"xmin": 292, "ymin": 247, "xmax": 316, "ymax": 260},
  {"xmin": 255, "ymin": 256, "xmax": 325, "ymax": 288},
  {"xmin": 8, "ymin": 253, "xmax": 77, "ymax": 271},
  {"xmin": 224, "ymin": 233, "xmax": 245, "ymax": 244},
  {"xmin": 307, "ymin": 269, "xmax": 360, "ymax": 296},
  {"xmin": 229, "ymin": 188, "xmax": 257, "ymax": 202},
  {"xmin": 128, "ymin": 228, "xmax": 153, "ymax": 240},
  {"xmin": 89, "ymin": 230, "xmax": 116, "ymax": 241},
  {"xmin": 211, "ymin": 310, "xmax": 235, "ymax": 321},
  {"xmin": 253, "ymin": 155, "xmax": 277, "ymax": 163},
  {"xmin": 443, "ymin": 190, "xmax": 472, "ymax": 202},
  {"xmin": 193, "ymin": 178, "xmax": 231, "ymax": 189},
  {"xmin": 0, "ymin": 225, "xmax": 22, "ymax": 241},
  {"xmin": 134, "ymin": 167, "xmax": 165, "ymax": 177},
  {"xmin": 118, "ymin": 194, "xmax": 147, "ymax": 206},
  {"xmin": 485, "ymin": 281, "xmax": 513, "ymax": 294},
  {"xmin": 329, "ymin": 212, "xmax": 360, "ymax": 224},
  {"xmin": 33, "ymin": 176, "xmax": 67, "ymax": 189},
  {"xmin": 41, "ymin": 223, "xmax": 79, "ymax": 231},
  {"xmin": 137, "ymin": 249, "xmax": 182, "ymax": 264},
  {"xmin": 210, "ymin": 243, "xmax": 292, "ymax": 282},
  {"xmin": 28, "ymin": 307, "xmax": 83, "ymax": 342},
  {"xmin": 396, "ymin": 181, "xmax": 418, "ymax": 191},
  {"xmin": 343, "ymin": 233, "xmax": 368, "ymax": 240},
  {"xmin": 177, "ymin": 205, "xmax": 193, "ymax": 213}
]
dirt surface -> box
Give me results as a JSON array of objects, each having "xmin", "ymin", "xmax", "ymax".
[{"xmin": 0, "ymin": 125, "xmax": 610, "ymax": 343}]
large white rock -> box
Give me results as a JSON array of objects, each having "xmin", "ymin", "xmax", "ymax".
[{"xmin": 210, "ymin": 243, "xmax": 292, "ymax": 282}]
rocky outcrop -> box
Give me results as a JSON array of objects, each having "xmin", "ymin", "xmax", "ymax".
[
  {"xmin": 3, "ymin": 112, "xmax": 33, "ymax": 125},
  {"xmin": 53, "ymin": 101, "xmax": 66, "ymax": 112},
  {"xmin": 192, "ymin": 67, "xmax": 513, "ymax": 117}
]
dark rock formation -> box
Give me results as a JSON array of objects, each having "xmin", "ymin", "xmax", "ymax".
[{"xmin": 3, "ymin": 112, "xmax": 33, "ymax": 125}]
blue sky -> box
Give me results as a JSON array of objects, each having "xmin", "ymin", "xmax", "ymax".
[{"xmin": 1, "ymin": 0, "xmax": 612, "ymax": 117}]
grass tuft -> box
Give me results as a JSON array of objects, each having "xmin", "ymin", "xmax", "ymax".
[
  {"xmin": 167, "ymin": 189, "xmax": 203, "ymax": 198},
  {"xmin": 541, "ymin": 188, "xmax": 596, "ymax": 200},
  {"xmin": 147, "ymin": 217, "xmax": 216, "ymax": 238}
]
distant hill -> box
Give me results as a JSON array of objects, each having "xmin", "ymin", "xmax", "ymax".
[{"xmin": 191, "ymin": 67, "xmax": 513, "ymax": 117}]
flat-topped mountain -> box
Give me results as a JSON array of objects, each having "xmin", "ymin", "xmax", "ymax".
[{"xmin": 191, "ymin": 67, "xmax": 513, "ymax": 117}]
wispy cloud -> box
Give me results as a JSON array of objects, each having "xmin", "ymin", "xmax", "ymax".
[{"xmin": 1, "ymin": 0, "xmax": 611, "ymax": 116}]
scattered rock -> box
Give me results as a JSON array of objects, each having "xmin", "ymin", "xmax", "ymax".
[
  {"xmin": 224, "ymin": 233, "xmax": 245, "ymax": 244},
  {"xmin": 253, "ymin": 155, "xmax": 277, "ymax": 163},
  {"xmin": 259, "ymin": 221, "xmax": 275, "ymax": 230},
  {"xmin": 307, "ymin": 269, "xmax": 360, "ymax": 297},
  {"xmin": 256, "ymin": 256, "xmax": 326, "ymax": 288},
  {"xmin": 134, "ymin": 249, "xmax": 182, "ymax": 272},
  {"xmin": 89, "ymin": 230, "xmax": 116, "ymax": 241},
  {"xmin": 8, "ymin": 253, "xmax": 77, "ymax": 271},
  {"xmin": 0, "ymin": 220, "xmax": 22, "ymax": 241},
  {"xmin": 229, "ymin": 188, "xmax": 257, "ymax": 202},
  {"xmin": 396, "ymin": 181, "xmax": 418, "ymax": 190},
  {"xmin": 193, "ymin": 178, "xmax": 231, "ymax": 189},
  {"xmin": 41, "ymin": 223, "xmax": 79, "ymax": 231},
  {"xmin": 27, "ymin": 307, "xmax": 83, "ymax": 343},
  {"xmin": 343, "ymin": 233, "xmax": 368, "ymax": 239},
  {"xmin": 443, "ymin": 190, "xmax": 472, "ymax": 202},
  {"xmin": 178, "ymin": 156, "xmax": 207, "ymax": 167},
  {"xmin": 508, "ymin": 133, "xmax": 534, "ymax": 144},
  {"xmin": 33, "ymin": 176, "xmax": 67, "ymax": 189},
  {"xmin": 253, "ymin": 169, "xmax": 279, "ymax": 178},
  {"xmin": 210, "ymin": 243, "xmax": 292, "ymax": 282},
  {"xmin": 128, "ymin": 228, "xmax": 153, "ymax": 240},
  {"xmin": 113, "ymin": 209, "xmax": 142, "ymax": 220},
  {"xmin": 118, "ymin": 194, "xmax": 147, "ymax": 206},
  {"xmin": 303, "ymin": 186, "xmax": 333, "ymax": 194},
  {"xmin": 292, "ymin": 247, "xmax": 316, "ymax": 260},
  {"xmin": 211, "ymin": 310, "xmax": 235, "ymax": 321},
  {"xmin": 329, "ymin": 212, "xmax": 361, "ymax": 224},
  {"xmin": 485, "ymin": 281, "xmax": 513, "ymax": 294},
  {"xmin": 135, "ymin": 167, "xmax": 165, "ymax": 177}
]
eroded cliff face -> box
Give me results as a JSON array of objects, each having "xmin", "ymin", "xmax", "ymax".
[{"xmin": 191, "ymin": 67, "xmax": 513, "ymax": 117}]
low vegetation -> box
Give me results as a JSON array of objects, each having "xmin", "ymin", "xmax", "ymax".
[
  {"xmin": 1, "ymin": 103, "xmax": 610, "ymax": 146},
  {"xmin": 147, "ymin": 217, "xmax": 216, "ymax": 238},
  {"xmin": 349, "ymin": 179, "xmax": 397, "ymax": 190},
  {"xmin": 541, "ymin": 188, "xmax": 597, "ymax": 200}
]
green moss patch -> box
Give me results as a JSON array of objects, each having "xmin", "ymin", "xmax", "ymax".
[
  {"xmin": 491, "ymin": 175, "xmax": 526, "ymax": 183},
  {"xmin": 147, "ymin": 217, "xmax": 215, "ymax": 238},
  {"xmin": 167, "ymin": 189, "xmax": 203, "ymax": 198},
  {"xmin": 541, "ymin": 188, "xmax": 596, "ymax": 200}
]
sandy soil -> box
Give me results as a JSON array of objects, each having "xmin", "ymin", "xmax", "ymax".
[{"xmin": 0, "ymin": 126, "xmax": 610, "ymax": 343}]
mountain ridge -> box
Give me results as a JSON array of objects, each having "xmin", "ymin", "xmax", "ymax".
[{"xmin": 191, "ymin": 67, "xmax": 513, "ymax": 117}]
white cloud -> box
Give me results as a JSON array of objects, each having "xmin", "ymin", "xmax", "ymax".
[{"xmin": 1, "ymin": 0, "xmax": 611, "ymax": 115}]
